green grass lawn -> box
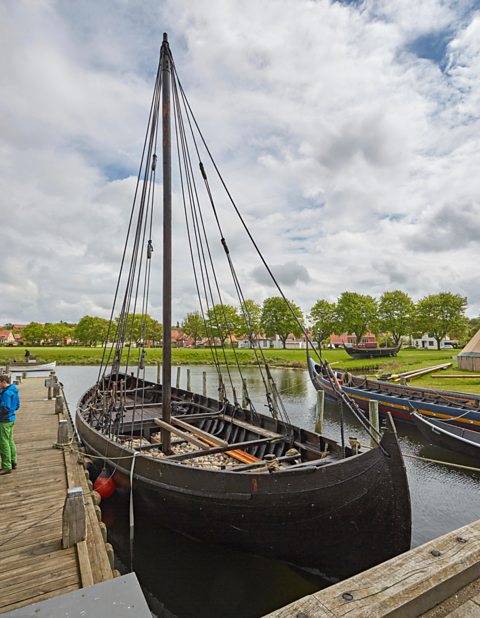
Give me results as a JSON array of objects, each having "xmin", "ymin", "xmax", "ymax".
[{"xmin": 3, "ymin": 346, "xmax": 479, "ymax": 394}]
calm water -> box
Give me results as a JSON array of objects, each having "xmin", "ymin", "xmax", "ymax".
[{"xmin": 36, "ymin": 365, "xmax": 480, "ymax": 617}]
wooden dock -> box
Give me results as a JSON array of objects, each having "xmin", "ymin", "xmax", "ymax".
[
  {"xmin": 0, "ymin": 375, "xmax": 116, "ymax": 614},
  {"xmin": 265, "ymin": 518, "xmax": 480, "ymax": 617}
]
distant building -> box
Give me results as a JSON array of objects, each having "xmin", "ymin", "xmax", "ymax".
[
  {"xmin": 270, "ymin": 335, "xmax": 306, "ymax": 350},
  {"xmin": 171, "ymin": 328, "xmax": 194, "ymax": 348},
  {"xmin": 237, "ymin": 337, "xmax": 271, "ymax": 349},
  {"xmin": 0, "ymin": 330, "xmax": 16, "ymax": 344},
  {"xmin": 412, "ymin": 334, "xmax": 456, "ymax": 349},
  {"xmin": 329, "ymin": 333, "xmax": 377, "ymax": 348}
]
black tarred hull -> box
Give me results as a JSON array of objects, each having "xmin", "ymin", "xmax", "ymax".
[
  {"xmin": 343, "ymin": 344, "xmax": 400, "ymax": 359},
  {"xmin": 76, "ymin": 383, "xmax": 411, "ymax": 580},
  {"xmin": 413, "ymin": 413, "xmax": 480, "ymax": 460}
]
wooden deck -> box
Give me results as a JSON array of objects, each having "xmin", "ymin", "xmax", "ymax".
[
  {"xmin": 264, "ymin": 518, "xmax": 480, "ymax": 617},
  {"xmin": 0, "ymin": 376, "xmax": 115, "ymax": 614}
]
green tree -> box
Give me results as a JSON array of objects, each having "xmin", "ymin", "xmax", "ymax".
[
  {"xmin": 309, "ymin": 299, "xmax": 337, "ymax": 347},
  {"xmin": 44, "ymin": 322, "xmax": 73, "ymax": 345},
  {"xmin": 115, "ymin": 314, "xmax": 162, "ymax": 345},
  {"xmin": 238, "ymin": 299, "xmax": 262, "ymax": 341},
  {"xmin": 378, "ymin": 291, "xmax": 415, "ymax": 346},
  {"xmin": 335, "ymin": 292, "xmax": 378, "ymax": 344},
  {"xmin": 22, "ymin": 322, "xmax": 46, "ymax": 345},
  {"xmin": 467, "ymin": 316, "xmax": 480, "ymax": 341},
  {"xmin": 415, "ymin": 292, "xmax": 468, "ymax": 349},
  {"xmin": 181, "ymin": 311, "xmax": 204, "ymax": 347},
  {"xmin": 144, "ymin": 316, "xmax": 162, "ymax": 345},
  {"xmin": 261, "ymin": 297, "xmax": 304, "ymax": 349},
  {"xmin": 75, "ymin": 316, "xmax": 110, "ymax": 346},
  {"xmin": 205, "ymin": 304, "xmax": 240, "ymax": 345}
]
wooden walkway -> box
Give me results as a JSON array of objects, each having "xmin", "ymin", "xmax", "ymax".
[
  {"xmin": 0, "ymin": 376, "xmax": 115, "ymax": 614},
  {"xmin": 265, "ymin": 518, "xmax": 480, "ymax": 617}
]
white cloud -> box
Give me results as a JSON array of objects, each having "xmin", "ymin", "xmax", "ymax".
[{"xmin": 1, "ymin": 0, "xmax": 480, "ymax": 326}]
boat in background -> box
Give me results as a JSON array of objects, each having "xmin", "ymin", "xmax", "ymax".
[
  {"xmin": 412, "ymin": 412, "xmax": 480, "ymax": 460},
  {"xmin": 308, "ymin": 353, "xmax": 480, "ymax": 432},
  {"xmin": 76, "ymin": 34, "xmax": 411, "ymax": 580},
  {"xmin": 343, "ymin": 343, "xmax": 400, "ymax": 359},
  {"xmin": 6, "ymin": 360, "xmax": 56, "ymax": 373}
]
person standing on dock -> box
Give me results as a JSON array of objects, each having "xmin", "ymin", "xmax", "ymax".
[{"xmin": 0, "ymin": 374, "xmax": 20, "ymax": 474}]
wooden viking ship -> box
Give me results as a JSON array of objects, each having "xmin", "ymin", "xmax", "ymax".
[
  {"xmin": 308, "ymin": 354, "xmax": 480, "ymax": 432},
  {"xmin": 76, "ymin": 34, "xmax": 411, "ymax": 580}
]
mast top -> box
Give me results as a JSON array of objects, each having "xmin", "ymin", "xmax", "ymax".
[{"xmin": 163, "ymin": 32, "xmax": 168, "ymax": 42}]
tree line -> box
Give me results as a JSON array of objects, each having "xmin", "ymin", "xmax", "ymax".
[
  {"xmin": 11, "ymin": 290, "xmax": 474, "ymax": 350},
  {"xmin": 182, "ymin": 291, "xmax": 470, "ymax": 350}
]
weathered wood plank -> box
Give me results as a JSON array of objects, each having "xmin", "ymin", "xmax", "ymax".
[
  {"xmin": 264, "ymin": 519, "xmax": 480, "ymax": 618},
  {"xmin": 153, "ymin": 417, "xmax": 208, "ymax": 449},
  {"xmin": 0, "ymin": 377, "xmax": 115, "ymax": 613}
]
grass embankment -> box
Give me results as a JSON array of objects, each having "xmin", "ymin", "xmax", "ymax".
[{"xmin": 3, "ymin": 346, "xmax": 479, "ymax": 394}]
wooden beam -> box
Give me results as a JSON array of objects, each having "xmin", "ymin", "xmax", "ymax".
[
  {"xmin": 432, "ymin": 374, "xmax": 480, "ymax": 379},
  {"xmin": 153, "ymin": 418, "xmax": 208, "ymax": 449},
  {"xmin": 166, "ymin": 436, "xmax": 278, "ymax": 461},
  {"xmin": 223, "ymin": 414, "xmax": 284, "ymax": 439},
  {"xmin": 171, "ymin": 417, "xmax": 227, "ymax": 446}
]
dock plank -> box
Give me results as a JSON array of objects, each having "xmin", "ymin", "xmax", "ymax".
[
  {"xmin": 264, "ymin": 519, "xmax": 480, "ymax": 617},
  {"xmin": 0, "ymin": 376, "xmax": 115, "ymax": 614}
]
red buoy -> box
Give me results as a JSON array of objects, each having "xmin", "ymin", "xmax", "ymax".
[{"xmin": 94, "ymin": 474, "xmax": 115, "ymax": 499}]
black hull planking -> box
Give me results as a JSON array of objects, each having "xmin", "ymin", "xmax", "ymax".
[
  {"xmin": 76, "ymin": 380, "xmax": 411, "ymax": 580},
  {"xmin": 412, "ymin": 413, "xmax": 480, "ymax": 460},
  {"xmin": 343, "ymin": 344, "xmax": 400, "ymax": 359}
]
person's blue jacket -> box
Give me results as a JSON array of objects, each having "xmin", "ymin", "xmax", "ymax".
[{"xmin": 0, "ymin": 384, "xmax": 20, "ymax": 422}]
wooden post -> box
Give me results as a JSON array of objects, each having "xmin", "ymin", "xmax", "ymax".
[
  {"xmin": 16, "ymin": 375, "xmax": 22, "ymax": 384},
  {"xmin": 45, "ymin": 376, "xmax": 54, "ymax": 400},
  {"xmin": 55, "ymin": 395, "xmax": 64, "ymax": 414},
  {"xmin": 400, "ymin": 377, "xmax": 407, "ymax": 385},
  {"xmin": 203, "ymin": 371, "xmax": 207, "ymax": 397},
  {"xmin": 57, "ymin": 419, "xmax": 69, "ymax": 444},
  {"xmin": 186, "ymin": 368, "xmax": 191, "ymax": 391},
  {"xmin": 62, "ymin": 487, "xmax": 86, "ymax": 548},
  {"xmin": 369, "ymin": 399, "xmax": 380, "ymax": 448},
  {"xmin": 53, "ymin": 383, "xmax": 61, "ymax": 398},
  {"xmin": 315, "ymin": 390, "xmax": 325, "ymax": 434},
  {"xmin": 242, "ymin": 378, "xmax": 248, "ymax": 408},
  {"xmin": 218, "ymin": 375, "xmax": 224, "ymax": 403},
  {"xmin": 270, "ymin": 382, "xmax": 280, "ymax": 419},
  {"xmin": 157, "ymin": 361, "xmax": 161, "ymax": 384},
  {"xmin": 22, "ymin": 372, "xmax": 27, "ymax": 379},
  {"xmin": 176, "ymin": 367, "xmax": 181, "ymax": 389}
]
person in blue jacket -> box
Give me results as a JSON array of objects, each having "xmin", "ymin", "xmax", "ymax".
[{"xmin": 0, "ymin": 374, "xmax": 20, "ymax": 474}]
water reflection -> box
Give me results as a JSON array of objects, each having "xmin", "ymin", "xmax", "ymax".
[{"xmin": 103, "ymin": 493, "xmax": 326, "ymax": 618}]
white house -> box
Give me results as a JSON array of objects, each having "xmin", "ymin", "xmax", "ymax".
[
  {"xmin": 270, "ymin": 335, "xmax": 306, "ymax": 350},
  {"xmin": 237, "ymin": 338, "xmax": 271, "ymax": 349},
  {"xmin": 412, "ymin": 334, "xmax": 456, "ymax": 349}
]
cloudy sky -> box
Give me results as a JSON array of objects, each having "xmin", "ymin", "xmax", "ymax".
[{"xmin": 2, "ymin": 0, "xmax": 480, "ymax": 325}]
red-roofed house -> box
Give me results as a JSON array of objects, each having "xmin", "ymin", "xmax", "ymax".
[
  {"xmin": 329, "ymin": 332, "xmax": 377, "ymax": 348},
  {"xmin": 0, "ymin": 330, "xmax": 16, "ymax": 344}
]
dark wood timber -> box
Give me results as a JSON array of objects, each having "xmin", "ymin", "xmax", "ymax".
[
  {"xmin": 161, "ymin": 32, "xmax": 172, "ymax": 454},
  {"xmin": 413, "ymin": 412, "xmax": 480, "ymax": 460}
]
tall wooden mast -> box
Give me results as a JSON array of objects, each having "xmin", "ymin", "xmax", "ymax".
[{"xmin": 161, "ymin": 33, "xmax": 172, "ymax": 453}]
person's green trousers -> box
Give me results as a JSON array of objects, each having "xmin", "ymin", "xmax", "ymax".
[{"xmin": 0, "ymin": 421, "xmax": 16, "ymax": 470}]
